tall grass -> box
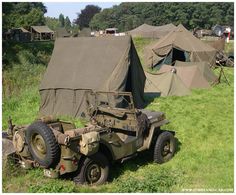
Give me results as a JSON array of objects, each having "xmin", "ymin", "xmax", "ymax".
[
  {"xmin": 224, "ymin": 41, "xmax": 234, "ymax": 54},
  {"xmin": 133, "ymin": 37, "xmax": 156, "ymax": 66},
  {"xmin": 2, "ymin": 42, "xmax": 53, "ymax": 129}
]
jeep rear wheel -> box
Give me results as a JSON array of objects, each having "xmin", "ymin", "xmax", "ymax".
[
  {"xmin": 154, "ymin": 131, "xmax": 176, "ymax": 164},
  {"xmin": 26, "ymin": 121, "xmax": 60, "ymax": 168},
  {"xmin": 73, "ymin": 152, "xmax": 109, "ymax": 185}
]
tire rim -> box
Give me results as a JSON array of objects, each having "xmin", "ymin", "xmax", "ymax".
[
  {"xmin": 85, "ymin": 162, "xmax": 102, "ymax": 184},
  {"xmin": 31, "ymin": 133, "xmax": 47, "ymax": 160},
  {"xmin": 161, "ymin": 140, "xmax": 172, "ymax": 158}
]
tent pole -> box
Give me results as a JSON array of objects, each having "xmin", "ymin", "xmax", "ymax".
[
  {"xmin": 217, "ymin": 65, "xmax": 230, "ymax": 86},
  {"xmin": 221, "ymin": 66, "xmax": 230, "ymax": 86}
]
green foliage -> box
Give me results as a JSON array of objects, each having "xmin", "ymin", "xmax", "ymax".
[
  {"xmin": 74, "ymin": 4, "xmax": 101, "ymax": 29},
  {"xmin": 58, "ymin": 115, "xmax": 87, "ymax": 128},
  {"xmin": 132, "ymin": 37, "xmax": 154, "ymax": 67},
  {"xmin": 3, "ymin": 41, "xmax": 54, "ymax": 69},
  {"xmin": 46, "ymin": 16, "xmax": 72, "ymax": 31},
  {"xmin": 65, "ymin": 16, "xmax": 72, "ymax": 30},
  {"xmin": 45, "ymin": 17, "xmax": 60, "ymax": 31},
  {"xmin": 224, "ymin": 41, "xmax": 234, "ymax": 55},
  {"xmin": 26, "ymin": 8, "xmax": 45, "ymax": 26},
  {"xmin": 28, "ymin": 178, "xmax": 77, "ymax": 193},
  {"xmin": 2, "ymin": 84, "xmax": 41, "ymax": 130},
  {"xmin": 2, "ymin": 41, "xmax": 54, "ymax": 129},
  {"xmin": 2, "ymin": 2, "xmax": 46, "ymax": 30},
  {"xmin": 59, "ymin": 13, "xmax": 65, "ymax": 27},
  {"xmin": 90, "ymin": 2, "xmax": 234, "ymax": 31},
  {"xmin": 113, "ymin": 166, "xmax": 180, "ymax": 192}
]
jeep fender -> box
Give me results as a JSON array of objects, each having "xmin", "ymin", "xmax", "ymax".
[{"xmin": 137, "ymin": 119, "xmax": 169, "ymax": 152}]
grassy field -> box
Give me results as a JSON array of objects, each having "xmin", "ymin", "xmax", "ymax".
[{"xmin": 2, "ymin": 38, "xmax": 234, "ymax": 192}]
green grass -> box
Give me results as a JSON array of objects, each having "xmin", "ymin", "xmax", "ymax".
[
  {"xmin": 2, "ymin": 38, "xmax": 234, "ymax": 192},
  {"xmin": 224, "ymin": 41, "xmax": 234, "ymax": 55},
  {"xmin": 133, "ymin": 37, "xmax": 157, "ymax": 66}
]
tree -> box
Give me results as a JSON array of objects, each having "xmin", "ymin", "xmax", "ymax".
[
  {"xmin": 2, "ymin": 2, "xmax": 47, "ymax": 30},
  {"xmin": 89, "ymin": 8, "xmax": 116, "ymax": 30},
  {"xmin": 59, "ymin": 13, "xmax": 65, "ymax": 27},
  {"xmin": 25, "ymin": 8, "xmax": 45, "ymax": 26},
  {"xmin": 45, "ymin": 17, "xmax": 60, "ymax": 30},
  {"xmin": 74, "ymin": 5, "xmax": 101, "ymax": 29},
  {"xmin": 65, "ymin": 16, "xmax": 71, "ymax": 30}
]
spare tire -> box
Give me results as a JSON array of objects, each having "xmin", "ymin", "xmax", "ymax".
[{"xmin": 26, "ymin": 121, "xmax": 60, "ymax": 168}]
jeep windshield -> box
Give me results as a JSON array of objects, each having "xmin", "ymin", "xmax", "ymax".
[{"xmin": 85, "ymin": 91, "xmax": 135, "ymax": 113}]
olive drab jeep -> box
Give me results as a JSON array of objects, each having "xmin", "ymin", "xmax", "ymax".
[{"xmin": 5, "ymin": 91, "xmax": 177, "ymax": 185}]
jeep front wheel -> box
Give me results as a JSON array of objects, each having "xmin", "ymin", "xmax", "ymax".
[
  {"xmin": 73, "ymin": 152, "xmax": 109, "ymax": 185},
  {"xmin": 154, "ymin": 131, "xmax": 176, "ymax": 164}
]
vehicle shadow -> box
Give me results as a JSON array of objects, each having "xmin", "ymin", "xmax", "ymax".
[
  {"xmin": 175, "ymin": 137, "xmax": 182, "ymax": 154},
  {"xmin": 109, "ymin": 149, "xmax": 153, "ymax": 182},
  {"xmin": 109, "ymin": 136, "xmax": 182, "ymax": 182},
  {"xmin": 143, "ymin": 92, "xmax": 161, "ymax": 107}
]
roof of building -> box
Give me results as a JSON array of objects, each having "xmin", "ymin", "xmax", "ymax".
[{"xmin": 31, "ymin": 26, "xmax": 54, "ymax": 33}]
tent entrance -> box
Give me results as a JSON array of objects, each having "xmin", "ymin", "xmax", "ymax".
[
  {"xmin": 172, "ymin": 48, "xmax": 186, "ymax": 62},
  {"xmin": 154, "ymin": 48, "xmax": 190, "ymax": 70}
]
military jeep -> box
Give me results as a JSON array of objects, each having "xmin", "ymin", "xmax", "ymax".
[{"xmin": 5, "ymin": 91, "xmax": 176, "ymax": 185}]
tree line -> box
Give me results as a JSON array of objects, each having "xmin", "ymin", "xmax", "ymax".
[
  {"xmin": 89, "ymin": 2, "xmax": 234, "ymax": 31},
  {"xmin": 3, "ymin": 2, "xmax": 234, "ymax": 33}
]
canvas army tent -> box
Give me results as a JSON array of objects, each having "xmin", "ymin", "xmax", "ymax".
[
  {"xmin": 174, "ymin": 61, "xmax": 218, "ymax": 83},
  {"xmin": 206, "ymin": 38, "xmax": 225, "ymax": 51},
  {"xmin": 144, "ymin": 71, "xmax": 191, "ymax": 97},
  {"xmin": 159, "ymin": 65, "xmax": 210, "ymax": 89},
  {"xmin": 144, "ymin": 24, "xmax": 217, "ymax": 68},
  {"xmin": 128, "ymin": 23, "xmax": 176, "ymax": 39},
  {"xmin": 128, "ymin": 23, "xmax": 157, "ymax": 38},
  {"xmin": 144, "ymin": 60, "xmax": 217, "ymax": 97},
  {"xmin": 55, "ymin": 27, "xmax": 71, "ymax": 38},
  {"xmin": 78, "ymin": 28, "xmax": 91, "ymax": 37},
  {"xmin": 39, "ymin": 36, "xmax": 146, "ymax": 118}
]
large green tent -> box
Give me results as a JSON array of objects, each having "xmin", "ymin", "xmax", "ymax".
[
  {"xmin": 39, "ymin": 36, "xmax": 146, "ymax": 118},
  {"xmin": 55, "ymin": 27, "xmax": 71, "ymax": 38},
  {"xmin": 144, "ymin": 24, "xmax": 217, "ymax": 68}
]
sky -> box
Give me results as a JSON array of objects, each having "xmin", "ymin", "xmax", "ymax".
[{"xmin": 44, "ymin": 2, "xmax": 121, "ymax": 22}]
